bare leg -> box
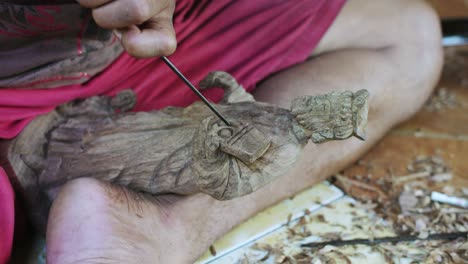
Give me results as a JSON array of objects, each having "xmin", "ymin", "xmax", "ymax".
[{"xmin": 46, "ymin": 0, "xmax": 443, "ymax": 263}]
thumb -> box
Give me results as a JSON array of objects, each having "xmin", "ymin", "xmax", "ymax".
[{"xmin": 119, "ymin": 15, "xmax": 177, "ymax": 58}]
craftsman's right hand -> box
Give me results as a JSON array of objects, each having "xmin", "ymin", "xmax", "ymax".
[{"xmin": 77, "ymin": 0, "xmax": 177, "ymax": 58}]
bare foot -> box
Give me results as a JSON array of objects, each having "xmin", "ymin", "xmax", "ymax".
[{"xmin": 46, "ymin": 178, "xmax": 213, "ymax": 264}]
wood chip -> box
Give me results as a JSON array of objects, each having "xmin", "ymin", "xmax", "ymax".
[
  {"xmin": 430, "ymin": 172, "xmax": 453, "ymax": 182},
  {"xmin": 286, "ymin": 213, "xmax": 292, "ymax": 225},
  {"xmin": 425, "ymin": 87, "xmax": 458, "ymax": 112},
  {"xmin": 209, "ymin": 245, "xmax": 217, "ymax": 256},
  {"xmin": 334, "ymin": 174, "xmax": 389, "ymax": 202},
  {"xmin": 393, "ymin": 171, "xmax": 431, "ymax": 184}
]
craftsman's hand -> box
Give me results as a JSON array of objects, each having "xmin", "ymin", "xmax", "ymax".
[{"xmin": 78, "ymin": 0, "xmax": 177, "ymax": 58}]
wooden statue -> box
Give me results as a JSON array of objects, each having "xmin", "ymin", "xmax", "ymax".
[{"xmin": 7, "ymin": 71, "xmax": 369, "ymax": 230}]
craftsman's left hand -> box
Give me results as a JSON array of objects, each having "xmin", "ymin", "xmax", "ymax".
[{"xmin": 77, "ymin": 0, "xmax": 177, "ymax": 58}]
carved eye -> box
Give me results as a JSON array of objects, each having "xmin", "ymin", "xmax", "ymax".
[
  {"xmin": 354, "ymin": 96, "xmax": 365, "ymax": 106},
  {"xmin": 316, "ymin": 102, "xmax": 330, "ymax": 112},
  {"xmin": 217, "ymin": 127, "xmax": 234, "ymax": 138}
]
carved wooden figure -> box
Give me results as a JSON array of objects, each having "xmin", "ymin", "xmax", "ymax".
[{"xmin": 7, "ymin": 71, "xmax": 369, "ymax": 230}]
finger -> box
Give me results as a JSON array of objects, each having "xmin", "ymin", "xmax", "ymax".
[
  {"xmin": 92, "ymin": 0, "xmax": 168, "ymax": 29},
  {"xmin": 120, "ymin": 17, "xmax": 177, "ymax": 57},
  {"xmin": 77, "ymin": 0, "xmax": 111, "ymax": 8}
]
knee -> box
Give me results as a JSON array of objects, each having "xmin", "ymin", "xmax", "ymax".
[
  {"xmin": 399, "ymin": 0, "xmax": 443, "ymax": 73},
  {"xmin": 383, "ymin": 0, "xmax": 443, "ymax": 121}
]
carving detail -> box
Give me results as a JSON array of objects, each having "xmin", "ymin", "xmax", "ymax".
[
  {"xmin": 219, "ymin": 124, "xmax": 271, "ymax": 164},
  {"xmin": 291, "ymin": 89, "xmax": 369, "ymax": 143}
]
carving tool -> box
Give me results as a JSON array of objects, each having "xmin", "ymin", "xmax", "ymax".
[
  {"xmin": 301, "ymin": 231, "xmax": 468, "ymax": 248},
  {"xmin": 161, "ymin": 56, "xmax": 232, "ymax": 126}
]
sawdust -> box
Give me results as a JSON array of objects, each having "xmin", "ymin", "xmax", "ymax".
[
  {"xmin": 392, "ymin": 156, "xmax": 467, "ymax": 236},
  {"xmin": 334, "ymin": 174, "xmax": 389, "ymax": 203},
  {"xmin": 241, "ymin": 155, "xmax": 468, "ymax": 263},
  {"xmin": 396, "ymin": 187, "xmax": 468, "ymax": 236},
  {"xmin": 425, "ymin": 87, "xmax": 459, "ymax": 112},
  {"xmin": 337, "ymin": 155, "xmax": 467, "ymax": 237},
  {"xmin": 243, "ymin": 238, "xmax": 468, "ymax": 264},
  {"xmin": 243, "ymin": 236, "xmax": 468, "ymax": 264},
  {"xmin": 346, "ymin": 155, "xmax": 468, "ymax": 262}
]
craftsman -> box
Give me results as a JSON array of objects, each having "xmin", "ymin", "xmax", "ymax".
[{"xmin": 0, "ymin": 0, "xmax": 442, "ymax": 263}]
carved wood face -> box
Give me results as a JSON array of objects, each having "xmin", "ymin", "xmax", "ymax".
[{"xmin": 290, "ymin": 89, "xmax": 369, "ymax": 143}]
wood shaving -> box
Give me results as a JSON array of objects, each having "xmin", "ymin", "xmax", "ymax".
[
  {"xmin": 425, "ymin": 87, "xmax": 459, "ymax": 111},
  {"xmin": 209, "ymin": 245, "xmax": 217, "ymax": 256},
  {"xmin": 430, "ymin": 172, "xmax": 453, "ymax": 182},
  {"xmin": 315, "ymin": 214, "xmax": 326, "ymax": 223},
  {"xmin": 392, "ymin": 171, "xmax": 431, "ymax": 184},
  {"xmin": 286, "ymin": 213, "xmax": 292, "ymax": 225},
  {"xmin": 406, "ymin": 155, "xmax": 451, "ymax": 176},
  {"xmin": 333, "ymin": 174, "xmax": 389, "ymax": 203}
]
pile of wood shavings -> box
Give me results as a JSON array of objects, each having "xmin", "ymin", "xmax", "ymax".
[
  {"xmin": 239, "ymin": 238, "xmax": 468, "ymax": 264},
  {"xmin": 238, "ymin": 155, "xmax": 467, "ymax": 263},
  {"xmin": 394, "ymin": 156, "xmax": 467, "ymax": 237},
  {"xmin": 239, "ymin": 237, "xmax": 468, "ymax": 264},
  {"xmin": 397, "ymin": 186, "xmax": 468, "ymax": 236},
  {"xmin": 336, "ymin": 155, "xmax": 468, "ymax": 236},
  {"xmin": 424, "ymin": 87, "xmax": 458, "ymax": 112},
  {"xmin": 406, "ymin": 155, "xmax": 450, "ymax": 176},
  {"xmin": 236, "ymin": 202, "xmax": 393, "ymax": 264}
]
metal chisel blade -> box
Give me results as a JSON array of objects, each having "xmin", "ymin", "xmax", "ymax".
[{"xmin": 161, "ymin": 56, "xmax": 232, "ymax": 126}]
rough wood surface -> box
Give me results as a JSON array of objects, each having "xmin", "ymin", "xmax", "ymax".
[{"xmin": 7, "ymin": 71, "xmax": 369, "ymax": 230}]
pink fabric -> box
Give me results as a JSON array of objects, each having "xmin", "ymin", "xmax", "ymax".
[
  {"xmin": 0, "ymin": 0, "xmax": 346, "ymax": 262},
  {"xmin": 0, "ymin": 168, "xmax": 14, "ymax": 264}
]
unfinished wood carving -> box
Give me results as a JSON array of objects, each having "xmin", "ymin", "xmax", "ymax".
[{"xmin": 8, "ymin": 71, "xmax": 369, "ymax": 230}]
